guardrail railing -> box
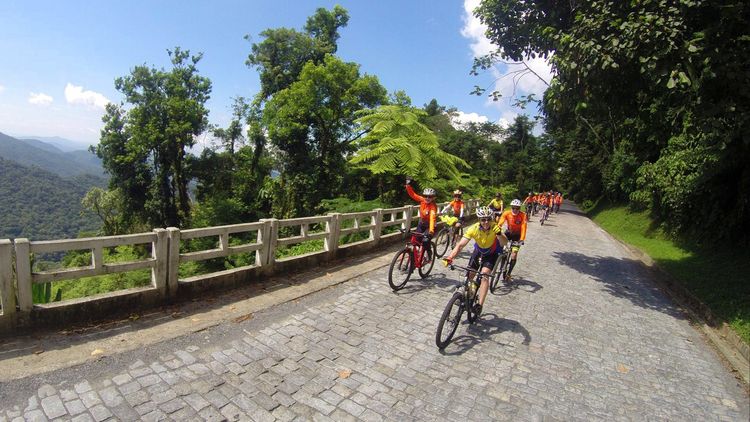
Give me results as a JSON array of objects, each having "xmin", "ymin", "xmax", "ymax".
[{"xmin": 0, "ymin": 199, "xmax": 479, "ymax": 333}]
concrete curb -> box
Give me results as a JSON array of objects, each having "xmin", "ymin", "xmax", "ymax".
[{"xmin": 588, "ymin": 216, "xmax": 750, "ymax": 387}]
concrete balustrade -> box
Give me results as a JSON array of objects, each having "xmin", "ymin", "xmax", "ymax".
[{"xmin": 0, "ymin": 199, "xmax": 479, "ymax": 333}]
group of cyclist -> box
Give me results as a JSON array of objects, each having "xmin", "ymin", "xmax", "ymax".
[
  {"xmin": 523, "ymin": 191, "xmax": 563, "ymax": 217},
  {"xmin": 405, "ymin": 179, "xmax": 563, "ymax": 318}
]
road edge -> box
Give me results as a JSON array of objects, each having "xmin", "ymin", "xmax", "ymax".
[{"xmin": 587, "ymin": 214, "xmax": 749, "ymax": 388}]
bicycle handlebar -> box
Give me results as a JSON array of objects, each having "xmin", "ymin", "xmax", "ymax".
[{"xmin": 442, "ymin": 260, "xmax": 481, "ymax": 274}]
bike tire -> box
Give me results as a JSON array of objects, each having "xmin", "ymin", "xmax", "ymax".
[
  {"xmin": 489, "ymin": 254, "xmax": 506, "ymax": 294},
  {"xmin": 418, "ymin": 242, "xmax": 436, "ymax": 278},
  {"xmin": 388, "ymin": 248, "xmax": 412, "ymax": 291},
  {"xmin": 435, "ymin": 291, "xmax": 463, "ymax": 349},
  {"xmin": 434, "ymin": 228, "xmax": 450, "ymax": 258},
  {"xmin": 466, "ymin": 291, "xmax": 478, "ymax": 324}
]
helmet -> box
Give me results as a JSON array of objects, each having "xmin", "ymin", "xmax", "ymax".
[
  {"xmin": 510, "ymin": 199, "xmax": 522, "ymax": 207},
  {"xmin": 495, "ymin": 192, "xmax": 502, "ymax": 197},
  {"xmin": 476, "ymin": 206, "xmax": 493, "ymax": 218},
  {"xmin": 528, "ymin": 192, "xmax": 533, "ymax": 196},
  {"xmin": 453, "ymin": 189, "xmax": 462, "ymax": 196},
  {"xmin": 422, "ymin": 188, "xmax": 436, "ymax": 197}
]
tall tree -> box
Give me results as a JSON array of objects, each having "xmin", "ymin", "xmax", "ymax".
[
  {"xmin": 94, "ymin": 48, "xmax": 211, "ymax": 229},
  {"xmin": 263, "ymin": 55, "xmax": 387, "ymax": 217},
  {"xmin": 475, "ymin": 0, "xmax": 750, "ymax": 240}
]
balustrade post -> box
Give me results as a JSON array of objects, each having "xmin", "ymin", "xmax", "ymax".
[
  {"xmin": 0, "ymin": 239, "xmax": 16, "ymax": 328},
  {"xmin": 402, "ymin": 205, "xmax": 413, "ymax": 238},
  {"xmin": 263, "ymin": 218, "xmax": 279, "ymax": 269},
  {"xmin": 372, "ymin": 209, "xmax": 383, "ymax": 244},
  {"xmin": 166, "ymin": 227, "xmax": 180, "ymax": 296},
  {"xmin": 14, "ymin": 238, "xmax": 32, "ymax": 313},
  {"xmin": 152, "ymin": 229, "xmax": 168, "ymax": 297},
  {"xmin": 327, "ymin": 213, "xmax": 341, "ymax": 259}
]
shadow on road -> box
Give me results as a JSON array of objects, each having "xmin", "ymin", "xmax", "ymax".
[
  {"xmin": 391, "ymin": 271, "xmax": 457, "ymax": 294},
  {"xmin": 552, "ymin": 251, "xmax": 686, "ymax": 319},
  {"xmin": 491, "ymin": 276, "xmax": 543, "ymax": 296},
  {"xmin": 439, "ymin": 313, "xmax": 531, "ymax": 356}
]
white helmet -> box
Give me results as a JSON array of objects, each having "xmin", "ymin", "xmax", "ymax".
[
  {"xmin": 510, "ymin": 199, "xmax": 522, "ymax": 207},
  {"xmin": 422, "ymin": 188, "xmax": 436, "ymax": 197},
  {"xmin": 476, "ymin": 206, "xmax": 493, "ymax": 218}
]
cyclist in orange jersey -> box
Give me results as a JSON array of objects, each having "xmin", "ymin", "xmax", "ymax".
[
  {"xmin": 405, "ymin": 177, "xmax": 437, "ymax": 244},
  {"xmin": 496, "ymin": 199, "xmax": 528, "ymax": 281},
  {"xmin": 523, "ymin": 192, "xmax": 535, "ymax": 214}
]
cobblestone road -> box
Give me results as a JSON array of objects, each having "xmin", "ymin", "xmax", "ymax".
[{"xmin": 1, "ymin": 203, "xmax": 747, "ymax": 421}]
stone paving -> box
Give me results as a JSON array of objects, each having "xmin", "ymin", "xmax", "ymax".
[{"xmin": 1, "ymin": 203, "xmax": 748, "ymax": 421}]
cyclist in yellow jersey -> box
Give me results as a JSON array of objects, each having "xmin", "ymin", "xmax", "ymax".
[
  {"xmin": 444, "ymin": 206, "xmax": 503, "ymax": 317},
  {"xmin": 487, "ymin": 192, "xmax": 504, "ymax": 217}
]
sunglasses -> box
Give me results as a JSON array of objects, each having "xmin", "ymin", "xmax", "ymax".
[{"xmin": 479, "ymin": 218, "xmax": 492, "ymax": 222}]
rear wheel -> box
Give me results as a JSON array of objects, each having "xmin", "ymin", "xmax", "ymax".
[
  {"xmin": 388, "ymin": 249, "xmax": 412, "ymax": 290},
  {"xmin": 418, "ymin": 243, "xmax": 436, "ymax": 278},
  {"xmin": 436, "ymin": 292, "xmax": 463, "ymax": 349},
  {"xmin": 434, "ymin": 228, "xmax": 450, "ymax": 258}
]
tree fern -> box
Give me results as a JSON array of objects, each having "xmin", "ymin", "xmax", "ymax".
[{"xmin": 350, "ymin": 105, "xmax": 469, "ymax": 183}]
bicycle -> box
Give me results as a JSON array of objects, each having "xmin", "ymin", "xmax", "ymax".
[
  {"xmin": 489, "ymin": 240, "xmax": 522, "ymax": 293},
  {"xmin": 540, "ymin": 205, "xmax": 550, "ymax": 225},
  {"xmin": 435, "ymin": 262, "xmax": 500, "ymax": 349},
  {"xmin": 387, "ymin": 230, "xmax": 436, "ymax": 291},
  {"xmin": 435, "ymin": 215, "xmax": 464, "ymax": 258}
]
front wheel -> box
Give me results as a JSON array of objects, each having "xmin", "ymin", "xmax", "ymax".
[
  {"xmin": 388, "ymin": 249, "xmax": 412, "ymax": 290},
  {"xmin": 489, "ymin": 254, "xmax": 506, "ymax": 294},
  {"xmin": 434, "ymin": 228, "xmax": 450, "ymax": 258},
  {"xmin": 418, "ymin": 242, "xmax": 436, "ymax": 278},
  {"xmin": 436, "ymin": 292, "xmax": 464, "ymax": 349}
]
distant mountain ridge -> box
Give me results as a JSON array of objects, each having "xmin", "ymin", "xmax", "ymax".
[
  {"xmin": 17, "ymin": 135, "xmax": 92, "ymax": 152},
  {"xmin": 0, "ymin": 132, "xmax": 105, "ymax": 178}
]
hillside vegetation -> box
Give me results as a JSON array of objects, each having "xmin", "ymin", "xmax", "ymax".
[{"xmin": 0, "ymin": 158, "xmax": 103, "ymax": 240}]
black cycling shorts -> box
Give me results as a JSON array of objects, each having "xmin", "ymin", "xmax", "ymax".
[
  {"xmin": 468, "ymin": 249, "xmax": 499, "ymax": 271},
  {"xmin": 504, "ymin": 230, "xmax": 521, "ymax": 242}
]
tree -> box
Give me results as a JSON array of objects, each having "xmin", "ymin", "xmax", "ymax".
[
  {"xmin": 94, "ymin": 47, "xmax": 211, "ymax": 229},
  {"xmin": 263, "ymin": 55, "xmax": 387, "ymax": 217},
  {"xmin": 474, "ymin": 0, "xmax": 750, "ymax": 241},
  {"xmin": 350, "ymin": 105, "xmax": 469, "ymax": 184}
]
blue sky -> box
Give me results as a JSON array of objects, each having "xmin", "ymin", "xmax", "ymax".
[{"xmin": 0, "ymin": 0, "xmax": 551, "ymax": 148}]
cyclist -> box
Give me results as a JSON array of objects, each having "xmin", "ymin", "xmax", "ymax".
[
  {"xmin": 496, "ymin": 199, "xmax": 528, "ymax": 282},
  {"xmin": 554, "ymin": 192, "xmax": 563, "ymax": 213},
  {"xmin": 444, "ymin": 206, "xmax": 502, "ymax": 317},
  {"xmin": 522, "ymin": 192, "xmax": 535, "ymax": 215},
  {"xmin": 441, "ymin": 189, "xmax": 466, "ymax": 245},
  {"xmin": 488, "ymin": 192, "xmax": 504, "ymax": 218},
  {"xmin": 405, "ymin": 177, "xmax": 437, "ymax": 245}
]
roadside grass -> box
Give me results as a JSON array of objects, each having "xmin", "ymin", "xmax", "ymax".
[{"xmin": 586, "ymin": 201, "xmax": 749, "ymax": 344}]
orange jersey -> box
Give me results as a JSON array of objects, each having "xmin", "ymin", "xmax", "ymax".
[
  {"xmin": 498, "ymin": 210, "xmax": 527, "ymax": 241},
  {"xmin": 523, "ymin": 195, "xmax": 535, "ymax": 205},
  {"xmin": 406, "ymin": 184, "xmax": 437, "ymax": 233},
  {"xmin": 555, "ymin": 195, "xmax": 563, "ymax": 205},
  {"xmin": 448, "ymin": 199, "xmax": 465, "ymax": 217}
]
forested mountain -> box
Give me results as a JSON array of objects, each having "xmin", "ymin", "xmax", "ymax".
[
  {"xmin": 0, "ymin": 132, "xmax": 104, "ymax": 178},
  {"xmin": 0, "ymin": 157, "xmax": 104, "ymax": 240}
]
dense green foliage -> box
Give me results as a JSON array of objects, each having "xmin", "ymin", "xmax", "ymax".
[
  {"xmin": 474, "ymin": 0, "xmax": 750, "ymax": 242},
  {"xmin": 0, "ymin": 158, "xmax": 103, "ymax": 240},
  {"xmin": 588, "ymin": 201, "xmax": 749, "ymax": 343},
  {"xmin": 93, "ymin": 48, "xmax": 212, "ymax": 230}
]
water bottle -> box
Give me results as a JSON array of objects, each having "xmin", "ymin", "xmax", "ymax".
[{"xmin": 468, "ymin": 279, "xmax": 477, "ymax": 297}]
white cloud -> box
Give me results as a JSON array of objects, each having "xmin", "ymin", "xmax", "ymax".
[
  {"xmin": 29, "ymin": 92, "xmax": 53, "ymax": 106},
  {"xmin": 461, "ymin": 0, "xmax": 553, "ymax": 108},
  {"xmin": 461, "ymin": 0, "xmax": 494, "ymax": 58},
  {"xmin": 0, "ymin": 84, "xmax": 5, "ymax": 93},
  {"xmin": 451, "ymin": 110, "xmax": 489, "ymax": 127},
  {"xmin": 65, "ymin": 83, "xmax": 110, "ymax": 109}
]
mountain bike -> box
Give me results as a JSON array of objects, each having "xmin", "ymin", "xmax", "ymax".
[
  {"xmin": 436, "ymin": 262, "xmax": 500, "ymax": 349},
  {"xmin": 435, "ymin": 215, "xmax": 463, "ymax": 258},
  {"xmin": 540, "ymin": 205, "xmax": 550, "ymax": 225},
  {"xmin": 489, "ymin": 240, "xmax": 522, "ymax": 293},
  {"xmin": 387, "ymin": 230, "xmax": 436, "ymax": 291}
]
